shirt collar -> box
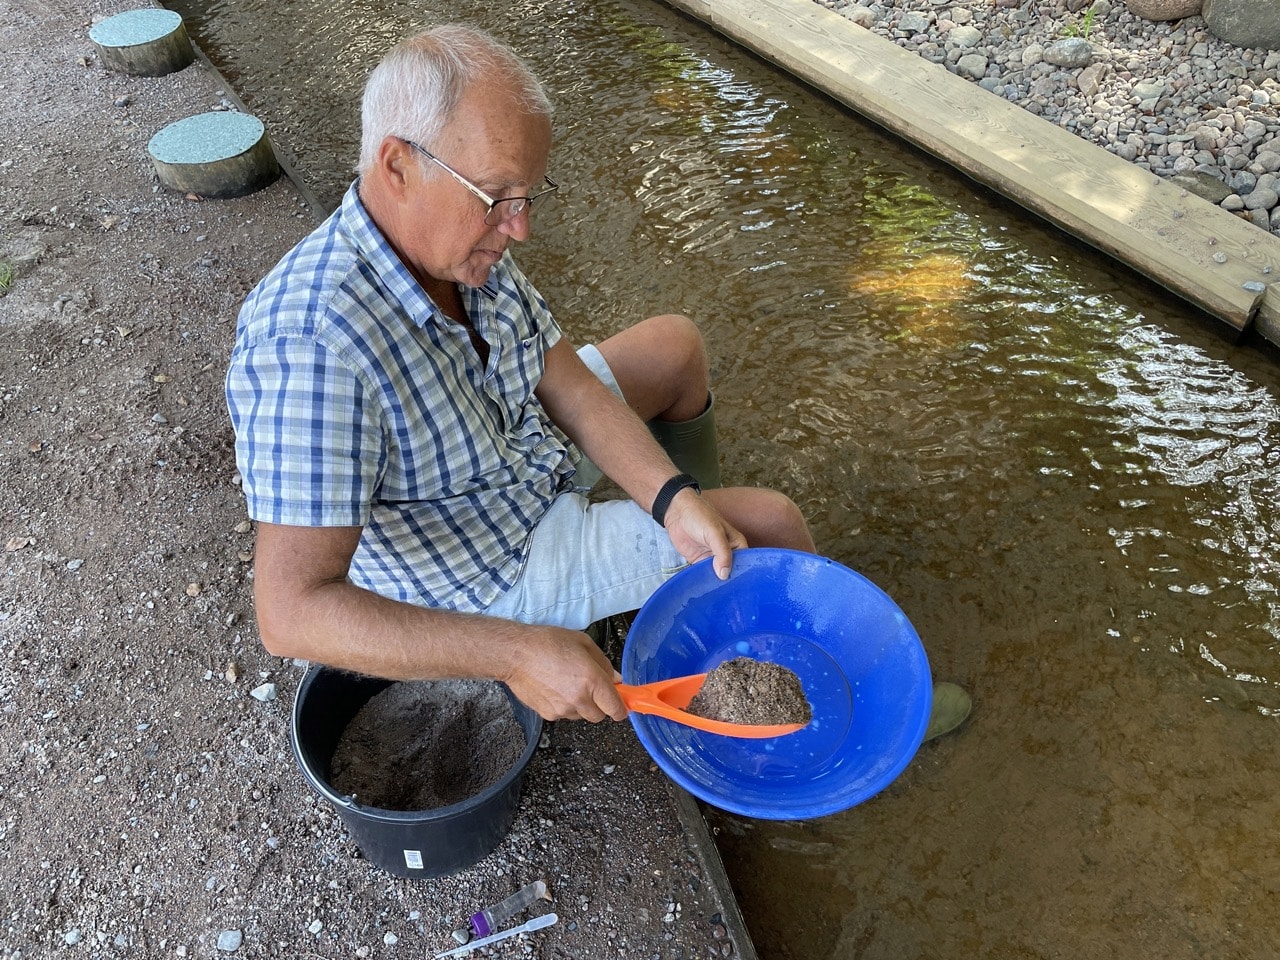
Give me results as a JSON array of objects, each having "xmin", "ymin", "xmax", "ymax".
[{"xmin": 340, "ymin": 181, "xmax": 440, "ymax": 326}]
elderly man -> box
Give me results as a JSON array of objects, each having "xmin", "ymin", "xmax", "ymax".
[{"xmin": 225, "ymin": 24, "xmax": 815, "ymax": 724}]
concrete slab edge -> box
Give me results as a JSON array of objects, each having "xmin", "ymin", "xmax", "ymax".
[
  {"xmin": 672, "ymin": 787, "xmax": 762, "ymax": 960},
  {"xmin": 586, "ymin": 615, "xmax": 761, "ymax": 958}
]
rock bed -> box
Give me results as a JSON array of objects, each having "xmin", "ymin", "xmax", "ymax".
[{"xmin": 818, "ymin": 0, "xmax": 1280, "ymax": 235}]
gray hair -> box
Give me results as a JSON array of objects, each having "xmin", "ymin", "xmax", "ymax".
[{"xmin": 357, "ymin": 24, "xmax": 553, "ymax": 177}]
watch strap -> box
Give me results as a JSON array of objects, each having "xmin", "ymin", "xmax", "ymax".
[{"xmin": 651, "ymin": 473, "xmax": 701, "ymax": 528}]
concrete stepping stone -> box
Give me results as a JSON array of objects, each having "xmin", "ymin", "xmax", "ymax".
[
  {"xmin": 147, "ymin": 112, "xmax": 279, "ymax": 199},
  {"xmin": 89, "ymin": 8, "xmax": 195, "ymax": 77}
]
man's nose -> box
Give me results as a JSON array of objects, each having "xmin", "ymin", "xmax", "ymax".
[{"xmin": 497, "ymin": 207, "xmax": 532, "ymax": 242}]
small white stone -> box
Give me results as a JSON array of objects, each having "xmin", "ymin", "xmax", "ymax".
[{"xmin": 216, "ymin": 930, "xmax": 242, "ymax": 952}]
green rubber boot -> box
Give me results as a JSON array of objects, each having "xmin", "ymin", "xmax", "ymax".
[
  {"xmin": 648, "ymin": 393, "xmax": 722, "ymax": 490},
  {"xmin": 924, "ymin": 682, "xmax": 972, "ymax": 741}
]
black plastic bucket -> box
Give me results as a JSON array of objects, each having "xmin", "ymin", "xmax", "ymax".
[{"xmin": 290, "ymin": 665, "xmax": 543, "ymax": 878}]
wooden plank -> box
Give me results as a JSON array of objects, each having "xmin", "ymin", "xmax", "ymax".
[
  {"xmin": 1257, "ymin": 286, "xmax": 1280, "ymax": 345},
  {"xmin": 660, "ymin": 0, "xmax": 1280, "ymax": 336}
]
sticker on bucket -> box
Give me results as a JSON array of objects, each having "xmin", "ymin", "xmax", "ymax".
[{"xmin": 404, "ymin": 849, "xmax": 424, "ymax": 870}]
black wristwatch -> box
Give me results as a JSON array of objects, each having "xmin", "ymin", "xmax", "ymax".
[{"xmin": 651, "ymin": 473, "xmax": 701, "ymax": 528}]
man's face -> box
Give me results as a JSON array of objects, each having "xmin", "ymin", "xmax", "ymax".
[{"xmin": 399, "ymin": 81, "xmax": 552, "ymax": 290}]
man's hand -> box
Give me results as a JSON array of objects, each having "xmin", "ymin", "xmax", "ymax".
[
  {"xmin": 660, "ymin": 487, "xmax": 747, "ymax": 580},
  {"xmin": 499, "ymin": 625, "xmax": 629, "ymax": 722}
]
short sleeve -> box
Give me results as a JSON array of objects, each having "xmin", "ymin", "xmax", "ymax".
[{"xmin": 226, "ymin": 335, "xmax": 386, "ymax": 527}]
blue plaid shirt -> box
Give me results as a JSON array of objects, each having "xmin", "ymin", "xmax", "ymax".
[{"xmin": 226, "ymin": 182, "xmax": 578, "ymax": 612}]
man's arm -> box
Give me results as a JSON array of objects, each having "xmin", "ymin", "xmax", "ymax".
[
  {"xmin": 534, "ymin": 339, "xmax": 745, "ymax": 578},
  {"xmin": 252, "ymin": 521, "xmax": 627, "ymax": 722}
]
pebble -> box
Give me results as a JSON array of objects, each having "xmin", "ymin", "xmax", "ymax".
[
  {"xmin": 819, "ymin": 0, "xmax": 1280, "ymax": 235},
  {"xmin": 215, "ymin": 930, "xmax": 242, "ymax": 952},
  {"xmin": 1244, "ymin": 186, "xmax": 1279, "ymax": 210},
  {"xmin": 250, "ymin": 682, "xmax": 278, "ymax": 702},
  {"xmin": 955, "ymin": 53, "xmax": 988, "ymax": 79},
  {"xmin": 1044, "ymin": 37, "xmax": 1093, "ymax": 68}
]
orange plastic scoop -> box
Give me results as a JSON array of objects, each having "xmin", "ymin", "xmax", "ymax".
[{"xmin": 616, "ymin": 674, "xmax": 807, "ymax": 739}]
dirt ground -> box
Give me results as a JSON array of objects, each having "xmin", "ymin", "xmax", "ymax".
[{"xmin": 0, "ymin": 3, "xmax": 755, "ymax": 958}]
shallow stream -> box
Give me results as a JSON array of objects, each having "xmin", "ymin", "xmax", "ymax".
[{"xmin": 169, "ymin": 0, "xmax": 1280, "ymax": 955}]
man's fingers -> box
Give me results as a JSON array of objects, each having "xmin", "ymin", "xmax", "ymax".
[
  {"xmin": 710, "ymin": 520, "xmax": 746, "ymax": 580},
  {"xmin": 599, "ymin": 682, "xmax": 629, "ymax": 722},
  {"xmin": 716, "ymin": 525, "xmax": 748, "ymax": 579},
  {"xmin": 506, "ymin": 628, "xmax": 631, "ymax": 723}
]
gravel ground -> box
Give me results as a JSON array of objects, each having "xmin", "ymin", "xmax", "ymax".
[{"xmin": 0, "ymin": 3, "xmax": 751, "ymax": 959}]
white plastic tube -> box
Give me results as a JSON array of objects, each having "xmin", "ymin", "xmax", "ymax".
[{"xmin": 432, "ymin": 912, "xmax": 558, "ymax": 959}]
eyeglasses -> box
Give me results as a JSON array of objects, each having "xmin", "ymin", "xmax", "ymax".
[{"xmin": 402, "ymin": 139, "xmax": 559, "ymax": 226}]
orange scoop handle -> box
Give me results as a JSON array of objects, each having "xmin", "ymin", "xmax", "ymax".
[{"xmin": 616, "ymin": 674, "xmax": 806, "ymax": 739}]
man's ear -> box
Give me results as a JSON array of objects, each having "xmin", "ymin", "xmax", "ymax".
[{"xmin": 376, "ymin": 136, "xmax": 414, "ymax": 199}]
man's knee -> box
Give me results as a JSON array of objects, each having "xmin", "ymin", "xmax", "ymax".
[
  {"xmin": 641, "ymin": 314, "xmax": 710, "ymax": 420},
  {"xmin": 602, "ymin": 314, "xmax": 710, "ymax": 421},
  {"xmin": 646, "ymin": 313, "xmax": 707, "ymax": 382},
  {"xmin": 760, "ymin": 490, "xmax": 814, "ymax": 551},
  {"xmin": 708, "ymin": 487, "xmax": 815, "ymax": 552}
]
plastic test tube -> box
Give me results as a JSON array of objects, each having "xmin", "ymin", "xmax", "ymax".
[
  {"xmin": 434, "ymin": 913, "xmax": 558, "ymax": 960},
  {"xmin": 469, "ymin": 880, "xmax": 549, "ymax": 938}
]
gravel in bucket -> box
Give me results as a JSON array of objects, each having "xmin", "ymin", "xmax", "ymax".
[{"xmin": 329, "ymin": 679, "xmax": 526, "ymax": 811}]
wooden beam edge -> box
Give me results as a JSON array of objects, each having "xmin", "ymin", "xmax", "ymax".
[{"xmin": 1256, "ymin": 285, "xmax": 1280, "ymax": 346}]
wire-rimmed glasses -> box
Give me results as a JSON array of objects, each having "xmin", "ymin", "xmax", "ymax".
[{"xmin": 402, "ymin": 138, "xmax": 559, "ymax": 226}]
